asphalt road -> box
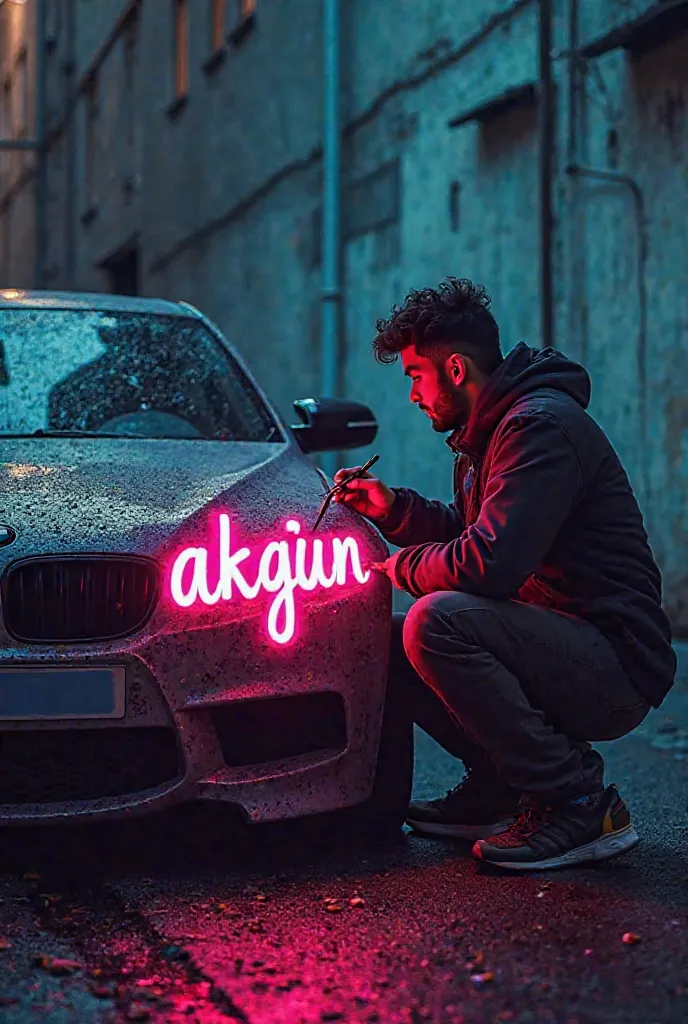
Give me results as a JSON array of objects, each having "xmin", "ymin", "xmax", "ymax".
[{"xmin": 0, "ymin": 655, "xmax": 686, "ymax": 1024}]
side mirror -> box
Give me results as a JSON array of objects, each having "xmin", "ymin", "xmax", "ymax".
[{"xmin": 290, "ymin": 398, "xmax": 378, "ymax": 454}]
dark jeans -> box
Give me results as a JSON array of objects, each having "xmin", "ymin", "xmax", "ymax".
[{"xmin": 390, "ymin": 592, "xmax": 650, "ymax": 800}]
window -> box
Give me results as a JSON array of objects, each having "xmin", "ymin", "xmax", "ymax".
[
  {"xmin": 84, "ymin": 74, "xmax": 99, "ymax": 215},
  {"xmin": 15, "ymin": 50, "xmax": 28, "ymax": 140},
  {"xmin": 45, "ymin": 0, "xmax": 63, "ymax": 51},
  {"xmin": 123, "ymin": 9, "xmax": 138, "ymax": 151},
  {"xmin": 2, "ymin": 78, "xmax": 13, "ymax": 142},
  {"xmin": 173, "ymin": 0, "xmax": 189, "ymax": 99},
  {"xmin": 449, "ymin": 180, "xmax": 461, "ymax": 232},
  {"xmin": 2, "ymin": 77, "xmax": 16, "ymax": 177},
  {"xmin": 228, "ymin": 0, "xmax": 256, "ymax": 44},
  {"xmin": 101, "ymin": 241, "xmax": 139, "ymax": 297},
  {"xmin": 210, "ymin": 0, "xmax": 226, "ymax": 53},
  {"xmin": 0, "ymin": 209, "xmax": 9, "ymax": 283},
  {"xmin": 0, "ymin": 80, "xmax": 10, "ymax": 179}
]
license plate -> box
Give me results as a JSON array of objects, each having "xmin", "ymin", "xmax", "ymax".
[{"xmin": 0, "ymin": 667, "xmax": 126, "ymax": 721}]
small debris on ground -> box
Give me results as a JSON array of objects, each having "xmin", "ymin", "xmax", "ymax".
[
  {"xmin": 125, "ymin": 1002, "xmax": 151, "ymax": 1021},
  {"xmin": 471, "ymin": 971, "xmax": 495, "ymax": 986},
  {"xmin": 32, "ymin": 954, "xmax": 82, "ymax": 975},
  {"xmin": 89, "ymin": 982, "xmax": 117, "ymax": 999}
]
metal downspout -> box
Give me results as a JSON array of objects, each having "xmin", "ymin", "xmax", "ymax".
[
  {"xmin": 34, "ymin": 0, "xmax": 48, "ymax": 288},
  {"xmin": 566, "ymin": 163, "xmax": 649, "ymax": 517},
  {"xmin": 65, "ymin": 0, "xmax": 76, "ymax": 285},
  {"xmin": 538, "ymin": 0, "xmax": 555, "ymax": 350},
  {"xmin": 564, "ymin": 0, "xmax": 649, "ymax": 517},
  {"xmin": 320, "ymin": 0, "xmax": 341, "ymax": 479},
  {"xmin": 565, "ymin": 0, "xmax": 585, "ymax": 363}
]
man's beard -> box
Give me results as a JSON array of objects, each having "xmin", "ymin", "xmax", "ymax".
[{"xmin": 427, "ymin": 373, "xmax": 471, "ymax": 433}]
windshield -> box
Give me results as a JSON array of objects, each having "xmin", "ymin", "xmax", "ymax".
[{"xmin": 0, "ymin": 308, "xmax": 281, "ymax": 441}]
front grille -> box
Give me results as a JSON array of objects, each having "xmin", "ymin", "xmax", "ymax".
[
  {"xmin": 0, "ymin": 726, "xmax": 181, "ymax": 803},
  {"xmin": 2, "ymin": 556, "xmax": 159, "ymax": 643},
  {"xmin": 210, "ymin": 692, "xmax": 347, "ymax": 768}
]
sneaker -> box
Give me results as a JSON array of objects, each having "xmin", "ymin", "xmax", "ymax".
[
  {"xmin": 406, "ymin": 772, "xmax": 520, "ymax": 840},
  {"xmin": 472, "ymin": 784, "xmax": 638, "ymax": 870}
]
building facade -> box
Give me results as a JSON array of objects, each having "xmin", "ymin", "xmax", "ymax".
[{"xmin": 1, "ymin": 0, "xmax": 687, "ymax": 628}]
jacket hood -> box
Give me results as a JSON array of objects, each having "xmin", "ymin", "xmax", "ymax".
[{"xmin": 448, "ymin": 342, "xmax": 591, "ymax": 457}]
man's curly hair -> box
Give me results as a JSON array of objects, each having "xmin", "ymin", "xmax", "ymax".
[{"xmin": 372, "ymin": 277, "xmax": 503, "ymax": 375}]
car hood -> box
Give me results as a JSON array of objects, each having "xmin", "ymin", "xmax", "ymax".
[{"xmin": 0, "ymin": 437, "xmax": 325, "ymax": 559}]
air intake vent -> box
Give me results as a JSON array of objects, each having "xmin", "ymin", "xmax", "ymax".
[
  {"xmin": 0, "ymin": 726, "xmax": 181, "ymax": 803},
  {"xmin": 2, "ymin": 556, "xmax": 159, "ymax": 643}
]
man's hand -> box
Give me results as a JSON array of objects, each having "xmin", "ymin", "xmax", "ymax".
[
  {"xmin": 369, "ymin": 551, "xmax": 403, "ymax": 589},
  {"xmin": 332, "ymin": 465, "xmax": 396, "ymax": 522}
]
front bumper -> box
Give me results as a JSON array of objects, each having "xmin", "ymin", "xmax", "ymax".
[{"xmin": 0, "ymin": 567, "xmax": 392, "ymax": 825}]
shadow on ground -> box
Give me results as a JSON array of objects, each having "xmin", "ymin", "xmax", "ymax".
[{"xmin": 0, "ymin": 804, "xmax": 450, "ymax": 885}]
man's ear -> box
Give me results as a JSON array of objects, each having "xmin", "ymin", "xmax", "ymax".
[{"xmin": 446, "ymin": 353, "xmax": 467, "ymax": 385}]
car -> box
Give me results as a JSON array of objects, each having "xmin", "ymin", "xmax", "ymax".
[{"xmin": 0, "ymin": 289, "xmax": 413, "ymax": 834}]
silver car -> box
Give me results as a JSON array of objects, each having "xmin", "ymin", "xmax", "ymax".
[{"xmin": 0, "ymin": 290, "xmax": 412, "ymax": 832}]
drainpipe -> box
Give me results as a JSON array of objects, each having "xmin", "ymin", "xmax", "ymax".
[
  {"xmin": 565, "ymin": 0, "xmax": 585, "ymax": 362},
  {"xmin": 566, "ymin": 163, "xmax": 649, "ymax": 516},
  {"xmin": 537, "ymin": 0, "xmax": 555, "ymax": 350},
  {"xmin": 65, "ymin": 0, "xmax": 76, "ymax": 285},
  {"xmin": 320, "ymin": 0, "xmax": 341, "ymax": 479},
  {"xmin": 565, "ymin": 0, "xmax": 580, "ymax": 168},
  {"xmin": 563, "ymin": 1, "xmax": 650, "ymax": 521},
  {"xmin": 34, "ymin": 0, "xmax": 48, "ymax": 288}
]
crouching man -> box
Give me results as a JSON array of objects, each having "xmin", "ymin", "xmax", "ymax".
[{"xmin": 334, "ymin": 277, "xmax": 676, "ymax": 871}]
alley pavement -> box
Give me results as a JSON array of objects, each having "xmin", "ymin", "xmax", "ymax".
[{"xmin": 0, "ymin": 651, "xmax": 686, "ymax": 1023}]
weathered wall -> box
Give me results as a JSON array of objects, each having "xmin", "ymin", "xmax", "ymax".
[
  {"xmin": 1, "ymin": 0, "xmax": 687, "ymax": 628},
  {"xmin": 560, "ymin": 16, "xmax": 688, "ymax": 627},
  {"xmin": 0, "ymin": 0, "xmax": 37, "ymax": 287},
  {"xmin": 340, "ymin": 0, "xmax": 541, "ymax": 502}
]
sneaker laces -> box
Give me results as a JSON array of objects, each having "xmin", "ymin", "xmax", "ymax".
[
  {"xmin": 438, "ymin": 770, "xmax": 511, "ymax": 811},
  {"xmin": 445, "ymin": 776, "xmax": 470, "ymax": 799},
  {"xmin": 435, "ymin": 775, "xmax": 472, "ymax": 808},
  {"xmin": 443, "ymin": 769, "xmax": 495, "ymax": 797},
  {"xmin": 515, "ymin": 791, "xmax": 603, "ymax": 836},
  {"xmin": 486, "ymin": 801, "xmax": 555, "ymax": 849},
  {"xmin": 513, "ymin": 801, "xmax": 553, "ymax": 839}
]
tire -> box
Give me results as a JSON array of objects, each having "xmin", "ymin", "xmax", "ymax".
[{"xmin": 310, "ymin": 688, "xmax": 415, "ymax": 842}]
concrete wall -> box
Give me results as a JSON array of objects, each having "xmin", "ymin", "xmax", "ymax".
[
  {"xmin": 0, "ymin": 0, "xmax": 37, "ymax": 286},
  {"xmin": 1, "ymin": 0, "xmax": 687, "ymax": 628}
]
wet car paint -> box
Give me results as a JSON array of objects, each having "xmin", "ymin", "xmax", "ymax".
[{"xmin": 0, "ymin": 293, "xmax": 391, "ymax": 826}]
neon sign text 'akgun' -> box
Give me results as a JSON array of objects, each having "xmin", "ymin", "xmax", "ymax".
[{"xmin": 169, "ymin": 514, "xmax": 371, "ymax": 644}]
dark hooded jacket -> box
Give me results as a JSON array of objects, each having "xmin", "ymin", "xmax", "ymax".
[{"xmin": 378, "ymin": 342, "xmax": 676, "ymax": 708}]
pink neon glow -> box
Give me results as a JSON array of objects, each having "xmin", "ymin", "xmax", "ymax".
[{"xmin": 169, "ymin": 514, "xmax": 371, "ymax": 644}]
